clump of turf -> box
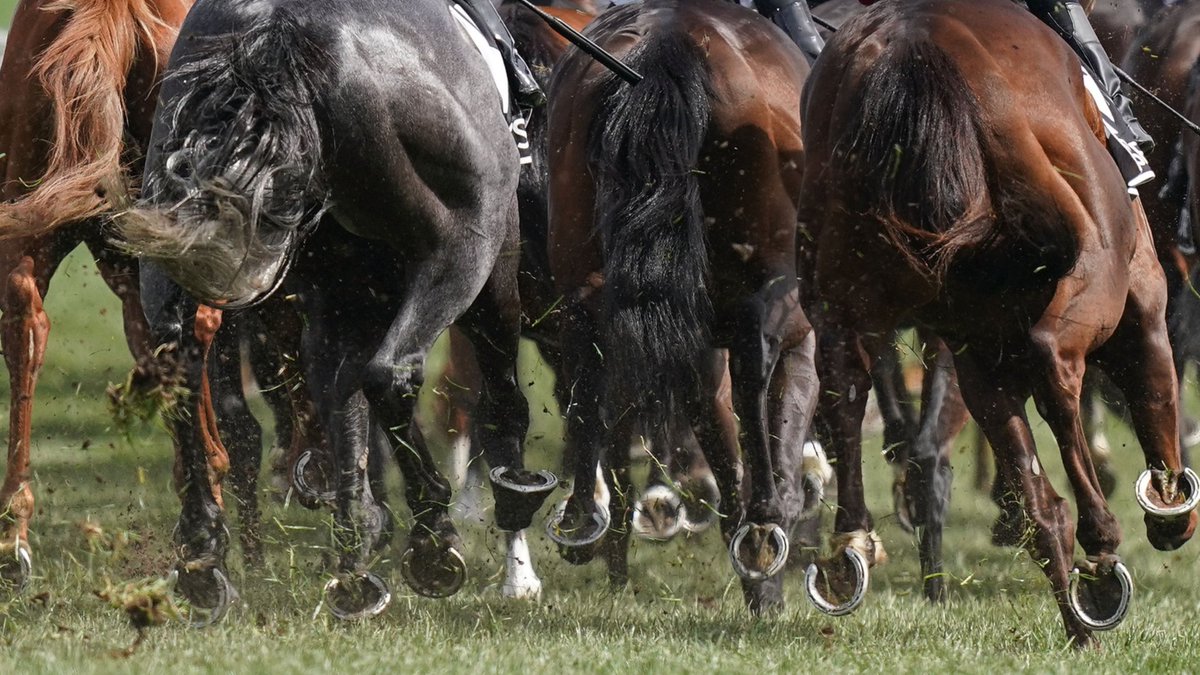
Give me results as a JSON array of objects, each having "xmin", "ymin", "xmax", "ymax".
[
  {"xmin": 106, "ymin": 355, "xmax": 189, "ymax": 441},
  {"xmin": 94, "ymin": 576, "xmax": 180, "ymax": 656}
]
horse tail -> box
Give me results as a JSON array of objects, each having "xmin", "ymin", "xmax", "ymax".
[
  {"xmin": 120, "ymin": 10, "xmax": 328, "ymax": 275},
  {"xmin": 0, "ymin": 0, "xmax": 177, "ymax": 238},
  {"xmin": 840, "ymin": 39, "xmax": 1077, "ymax": 283},
  {"xmin": 587, "ymin": 28, "xmax": 713, "ymax": 417}
]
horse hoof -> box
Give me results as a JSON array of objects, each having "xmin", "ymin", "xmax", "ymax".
[
  {"xmin": 546, "ymin": 498, "xmax": 611, "ymax": 560},
  {"xmin": 0, "ymin": 547, "xmax": 32, "ymax": 594},
  {"xmin": 728, "ymin": 523, "xmax": 789, "ymax": 581},
  {"xmin": 679, "ymin": 474, "xmax": 720, "ymax": 533},
  {"xmin": 1135, "ymin": 468, "xmax": 1200, "ymax": 519},
  {"xmin": 399, "ymin": 545, "xmax": 467, "ymax": 598},
  {"xmin": 1068, "ymin": 560, "xmax": 1132, "ymax": 631},
  {"xmin": 489, "ymin": 467, "xmax": 558, "ymax": 532},
  {"xmin": 804, "ymin": 547, "xmax": 869, "ymax": 617},
  {"xmin": 293, "ymin": 449, "xmax": 337, "ymax": 507},
  {"xmin": 632, "ymin": 485, "xmax": 686, "ymax": 541},
  {"xmin": 170, "ymin": 566, "xmax": 239, "ymax": 627},
  {"xmin": 323, "ymin": 571, "xmax": 392, "ymax": 620}
]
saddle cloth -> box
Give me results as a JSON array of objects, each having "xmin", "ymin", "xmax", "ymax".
[{"xmin": 449, "ymin": 3, "xmax": 511, "ymax": 116}]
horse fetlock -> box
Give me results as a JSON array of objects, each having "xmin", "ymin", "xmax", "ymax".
[{"xmin": 2, "ymin": 483, "xmax": 34, "ymax": 524}]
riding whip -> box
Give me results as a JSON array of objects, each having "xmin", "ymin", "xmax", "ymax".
[
  {"xmin": 514, "ymin": 0, "xmax": 643, "ymax": 84},
  {"xmin": 811, "ymin": 15, "xmax": 1200, "ymax": 138}
]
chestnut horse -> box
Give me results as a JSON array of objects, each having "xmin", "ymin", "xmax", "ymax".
[
  {"xmin": 800, "ymin": 0, "xmax": 1199, "ymax": 647},
  {"xmin": 0, "ymin": 0, "xmax": 199, "ymax": 594},
  {"xmin": 546, "ymin": 0, "xmax": 817, "ymax": 613}
]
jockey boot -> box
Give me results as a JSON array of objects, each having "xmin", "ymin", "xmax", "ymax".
[
  {"xmin": 754, "ymin": 0, "xmax": 825, "ymax": 66},
  {"xmin": 459, "ymin": 0, "xmax": 546, "ymax": 110},
  {"xmin": 1031, "ymin": 0, "xmax": 1154, "ymax": 185}
]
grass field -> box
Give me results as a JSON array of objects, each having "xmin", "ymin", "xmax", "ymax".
[
  {"xmin": 5, "ymin": 5, "xmax": 1200, "ymax": 675},
  {"xmin": 0, "ymin": 251, "xmax": 1199, "ymax": 675}
]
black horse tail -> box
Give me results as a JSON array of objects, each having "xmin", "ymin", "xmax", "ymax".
[
  {"xmin": 121, "ymin": 10, "xmax": 328, "ymax": 291},
  {"xmin": 587, "ymin": 29, "xmax": 713, "ymax": 418},
  {"xmin": 840, "ymin": 39, "xmax": 1077, "ymax": 284}
]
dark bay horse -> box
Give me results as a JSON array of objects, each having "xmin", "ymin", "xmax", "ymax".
[
  {"xmin": 800, "ymin": 0, "xmax": 1199, "ymax": 647},
  {"xmin": 545, "ymin": 0, "xmax": 818, "ymax": 612},
  {"xmin": 0, "ymin": 0, "xmax": 195, "ymax": 593},
  {"xmin": 121, "ymin": 0, "xmax": 554, "ymax": 620}
]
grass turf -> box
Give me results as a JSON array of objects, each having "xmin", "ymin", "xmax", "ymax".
[{"xmin": 0, "ymin": 247, "xmax": 1198, "ymax": 674}]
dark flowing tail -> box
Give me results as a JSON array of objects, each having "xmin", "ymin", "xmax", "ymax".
[
  {"xmin": 120, "ymin": 10, "xmax": 328, "ymax": 295},
  {"xmin": 839, "ymin": 39, "xmax": 1077, "ymax": 283},
  {"xmin": 587, "ymin": 29, "xmax": 713, "ymax": 417}
]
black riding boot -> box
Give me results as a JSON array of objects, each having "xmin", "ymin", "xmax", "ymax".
[
  {"xmin": 1029, "ymin": 0, "xmax": 1154, "ymax": 186},
  {"xmin": 459, "ymin": 0, "xmax": 546, "ymax": 110},
  {"xmin": 754, "ymin": 0, "xmax": 825, "ymax": 66}
]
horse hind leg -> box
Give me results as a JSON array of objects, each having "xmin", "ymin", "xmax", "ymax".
[
  {"xmin": 1092, "ymin": 252, "xmax": 1199, "ymax": 552},
  {"xmin": 207, "ymin": 314, "xmax": 266, "ymax": 568},
  {"xmin": 955, "ymin": 353, "xmax": 1094, "ymax": 648},
  {"xmin": 0, "ymin": 257, "xmax": 49, "ymax": 593},
  {"xmin": 457, "ymin": 243, "xmax": 555, "ymax": 595},
  {"xmin": 905, "ymin": 337, "xmax": 966, "ymax": 604}
]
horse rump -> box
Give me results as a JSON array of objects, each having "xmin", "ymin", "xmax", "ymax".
[
  {"xmin": 836, "ymin": 38, "xmax": 1078, "ymax": 286},
  {"xmin": 119, "ymin": 9, "xmax": 330, "ymax": 306}
]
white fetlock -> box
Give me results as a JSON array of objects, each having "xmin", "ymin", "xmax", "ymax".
[{"xmin": 501, "ymin": 530, "xmax": 542, "ymax": 600}]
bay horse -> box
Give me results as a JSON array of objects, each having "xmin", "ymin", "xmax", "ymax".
[
  {"xmin": 0, "ymin": 0, "xmax": 201, "ymax": 594},
  {"xmin": 120, "ymin": 0, "xmax": 555, "ymax": 620},
  {"xmin": 545, "ymin": 0, "xmax": 818, "ymax": 612},
  {"xmin": 800, "ymin": 0, "xmax": 1199, "ymax": 647}
]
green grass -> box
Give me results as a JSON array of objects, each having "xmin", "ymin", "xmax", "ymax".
[
  {"xmin": 2, "ymin": 0, "xmax": 17, "ymax": 31},
  {"xmin": 1, "ymin": 246, "xmax": 1199, "ymax": 674}
]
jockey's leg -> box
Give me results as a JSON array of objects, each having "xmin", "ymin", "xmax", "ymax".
[
  {"xmin": 753, "ymin": 0, "xmax": 825, "ymax": 65},
  {"xmin": 458, "ymin": 0, "xmax": 546, "ymax": 109},
  {"xmin": 1029, "ymin": 0, "xmax": 1154, "ymax": 186}
]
